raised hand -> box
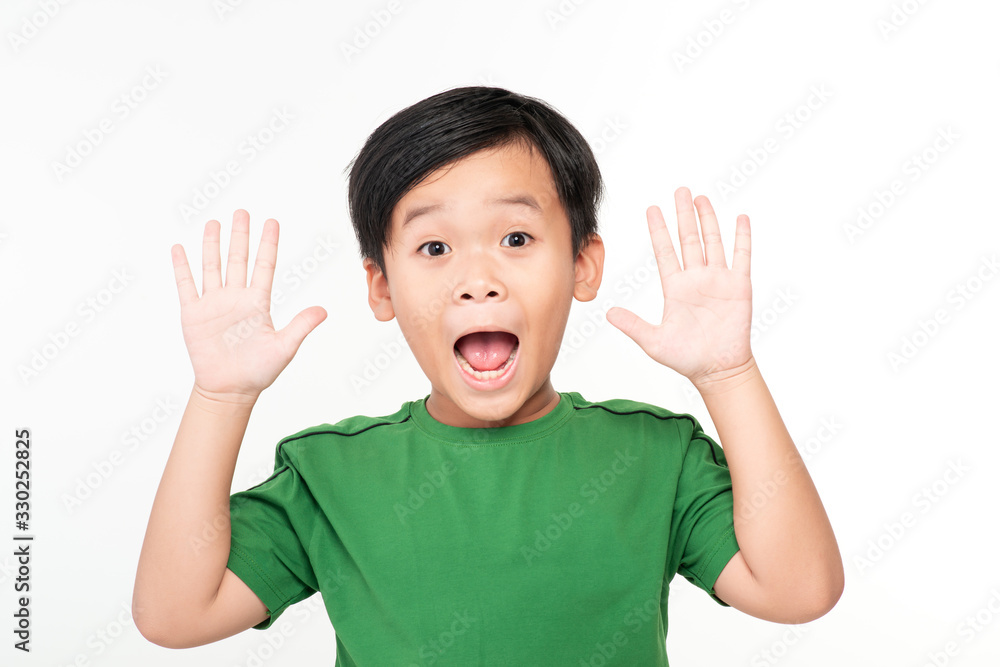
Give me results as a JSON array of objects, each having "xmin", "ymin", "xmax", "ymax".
[
  {"xmin": 171, "ymin": 210, "xmax": 327, "ymax": 402},
  {"xmin": 606, "ymin": 187, "xmax": 753, "ymax": 388}
]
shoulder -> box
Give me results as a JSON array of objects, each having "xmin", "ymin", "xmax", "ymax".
[
  {"xmin": 562, "ymin": 392, "xmax": 714, "ymax": 458},
  {"xmin": 561, "ymin": 392, "xmax": 724, "ymax": 471},
  {"xmin": 563, "ymin": 391, "xmax": 701, "ymax": 431},
  {"xmin": 273, "ymin": 399, "xmax": 419, "ymax": 462}
]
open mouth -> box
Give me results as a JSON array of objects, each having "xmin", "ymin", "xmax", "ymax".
[{"xmin": 454, "ymin": 331, "xmax": 519, "ymax": 381}]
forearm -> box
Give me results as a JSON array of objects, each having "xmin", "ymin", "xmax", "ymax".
[
  {"xmin": 695, "ymin": 358, "xmax": 843, "ymax": 606},
  {"xmin": 133, "ymin": 384, "xmax": 257, "ymax": 632}
]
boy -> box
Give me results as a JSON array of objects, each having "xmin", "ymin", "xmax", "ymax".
[{"xmin": 133, "ymin": 86, "xmax": 843, "ymax": 664}]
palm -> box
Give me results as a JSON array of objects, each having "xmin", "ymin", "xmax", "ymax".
[
  {"xmin": 179, "ymin": 282, "xmax": 285, "ymax": 396},
  {"xmin": 607, "ymin": 187, "xmax": 753, "ymax": 385},
  {"xmin": 171, "ymin": 210, "xmax": 327, "ymax": 399}
]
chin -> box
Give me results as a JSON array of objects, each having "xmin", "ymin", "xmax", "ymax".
[{"xmin": 454, "ymin": 391, "xmax": 525, "ymax": 427}]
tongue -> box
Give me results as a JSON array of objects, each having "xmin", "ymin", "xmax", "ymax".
[{"xmin": 456, "ymin": 332, "xmax": 517, "ymax": 372}]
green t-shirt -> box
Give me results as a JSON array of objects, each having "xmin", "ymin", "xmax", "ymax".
[{"xmin": 226, "ymin": 391, "xmax": 740, "ymax": 666}]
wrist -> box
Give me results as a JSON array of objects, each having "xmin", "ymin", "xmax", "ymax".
[
  {"xmin": 691, "ymin": 356, "xmax": 760, "ymax": 396},
  {"xmin": 191, "ymin": 384, "xmax": 260, "ymax": 411}
]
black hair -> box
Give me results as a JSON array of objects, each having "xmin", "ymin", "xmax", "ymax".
[{"xmin": 343, "ymin": 86, "xmax": 604, "ymax": 276}]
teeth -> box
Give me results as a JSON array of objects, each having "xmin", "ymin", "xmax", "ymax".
[{"xmin": 455, "ymin": 343, "xmax": 518, "ymax": 381}]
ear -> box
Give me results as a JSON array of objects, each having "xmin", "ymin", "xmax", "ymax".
[
  {"xmin": 572, "ymin": 233, "xmax": 605, "ymax": 302},
  {"xmin": 364, "ymin": 258, "xmax": 396, "ymax": 322}
]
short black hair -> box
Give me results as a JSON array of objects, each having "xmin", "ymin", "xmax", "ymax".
[{"xmin": 344, "ymin": 86, "xmax": 604, "ymax": 276}]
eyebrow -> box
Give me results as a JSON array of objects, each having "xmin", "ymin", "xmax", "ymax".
[{"xmin": 401, "ymin": 194, "xmax": 544, "ymax": 227}]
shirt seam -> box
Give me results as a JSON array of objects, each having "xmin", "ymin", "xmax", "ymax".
[
  {"xmin": 408, "ymin": 401, "xmax": 577, "ymax": 447},
  {"xmin": 578, "ymin": 401, "xmax": 725, "ymax": 468},
  {"xmin": 275, "ymin": 417, "xmax": 412, "ymax": 461},
  {"xmin": 693, "ymin": 522, "xmax": 739, "ymax": 586},
  {"xmin": 229, "ymin": 541, "xmax": 308, "ymax": 611}
]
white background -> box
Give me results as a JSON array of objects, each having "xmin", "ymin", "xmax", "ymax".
[{"xmin": 2, "ymin": 1, "xmax": 998, "ymax": 665}]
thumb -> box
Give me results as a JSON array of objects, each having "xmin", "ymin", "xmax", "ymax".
[
  {"xmin": 606, "ymin": 306, "xmax": 657, "ymax": 354},
  {"xmin": 277, "ymin": 306, "xmax": 328, "ymax": 355}
]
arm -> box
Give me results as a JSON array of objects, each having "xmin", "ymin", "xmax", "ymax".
[
  {"xmin": 695, "ymin": 359, "xmax": 843, "ymax": 623},
  {"xmin": 133, "ymin": 211, "xmax": 326, "ymax": 647},
  {"xmin": 607, "ymin": 187, "xmax": 843, "ymax": 623},
  {"xmin": 133, "ymin": 386, "xmax": 268, "ymax": 647}
]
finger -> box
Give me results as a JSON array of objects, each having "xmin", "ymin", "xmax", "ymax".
[
  {"xmin": 202, "ymin": 219, "xmax": 223, "ymax": 292},
  {"xmin": 606, "ymin": 306, "xmax": 658, "ymax": 355},
  {"xmin": 249, "ymin": 219, "xmax": 279, "ymax": 295},
  {"xmin": 693, "ymin": 194, "xmax": 727, "ymax": 269},
  {"xmin": 674, "ymin": 186, "xmax": 705, "ymax": 270},
  {"xmin": 646, "ymin": 206, "xmax": 681, "ymax": 287},
  {"xmin": 225, "ymin": 209, "xmax": 251, "ymax": 288},
  {"xmin": 732, "ymin": 214, "xmax": 751, "ymax": 278},
  {"xmin": 277, "ymin": 305, "xmax": 328, "ymax": 355},
  {"xmin": 171, "ymin": 243, "xmax": 199, "ymax": 307}
]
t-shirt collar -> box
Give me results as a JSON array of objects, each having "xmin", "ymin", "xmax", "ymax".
[{"xmin": 408, "ymin": 392, "xmax": 575, "ymax": 446}]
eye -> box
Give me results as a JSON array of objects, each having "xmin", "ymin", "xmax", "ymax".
[
  {"xmin": 418, "ymin": 241, "xmax": 451, "ymax": 257},
  {"xmin": 501, "ymin": 232, "xmax": 532, "ymax": 248}
]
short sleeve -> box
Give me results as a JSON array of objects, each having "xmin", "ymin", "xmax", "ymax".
[
  {"xmin": 226, "ymin": 458, "xmax": 319, "ymax": 629},
  {"xmin": 669, "ymin": 416, "xmax": 741, "ymax": 606}
]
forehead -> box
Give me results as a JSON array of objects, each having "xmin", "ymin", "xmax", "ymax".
[{"xmin": 391, "ymin": 143, "xmax": 563, "ymax": 228}]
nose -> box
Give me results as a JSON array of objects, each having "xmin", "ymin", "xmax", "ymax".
[{"xmin": 452, "ymin": 252, "xmax": 507, "ymax": 303}]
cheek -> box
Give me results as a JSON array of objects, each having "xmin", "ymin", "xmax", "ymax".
[
  {"xmin": 523, "ymin": 272, "xmax": 575, "ymax": 342},
  {"xmin": 391, "ymin": 288, "xmax": 450, "ymax": 356}
]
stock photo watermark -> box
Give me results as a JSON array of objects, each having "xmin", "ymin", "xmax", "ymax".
[
  {"xmin": 406, "ymin": 610, "xmax": 477, "ymax": 667},
  {"xmin": 17, "ymin": 268, "xmax": 134, "ymax": 385},
  {"xmin": 56, "ymin": 601, "xmax": 134, "ymax": 667},
  {"xmin": 715, "ymin": 84, "xmax": 833, "ymax": 202},
  {"xmin": 588, "ymin": 115, "xmax": 628, "ymax": 157},
  {"xmin": 843, "ymin": 125, "xmax": 958, "ymax": 244},
  {"xmin": 853, "ymin": 459, "xmax": 969, "ymax": 575},
  {"xmin": 545, "ymin": 0, "xmax": 594, "ymax": 29},
  {"xmin": 227, "ymin": 564, "xmax": 345, "ymax": 666},
  {"xmin": 340, "ymin": 1, "xmax": 405, "ymax": 63},
  {"xmin": 877, "ymin": 0, "xmax": 934, "ymax": 40},
  {"xmin": 749, "ymin": 625, "xmax": 809, "ymax": 667},
  {"xmin": 736, "ymin": 416, "xmax": 843, "ymax": 523},
  {"xmin": 561, "ymin": 252, "xmax": 659, "ymax": 357},
  {"xmin": 521, "ymin": 449, "xmax": 638, "ymax": 566},
  {"xmin": 351, "ymin": 275, "xmax": 459, "ymax": 395},
  {"xmin": 7, "ymin": 0, "xmax": 73, "ymax": 53},
  {"xmin": 51, "ymin": 64, "xmax": 168, "ymax": 182},
  {"xmin": 677, "ymin": 284, "xmax": 798, "ymax": 409},
  {"xmin": 394, "ymin": 447, "xmax": 473, "ymax": 524},
  {"xmin": 579, "ymin": 583, "xmax": 670, "ymax": 666},
  {"xmin": 61, "ymin": 397, "xmax": 180, "ymax": 513},
  {"xmin": 886, "ymin": 253, "xmax": 996, "ymax": 372},
  {"xmin": 350, "ymin": 331, "xmax": 408, "ymax": 394},
  {"xmin": 178, "ymin": 106, "xmax": 296, "ymax": 224},
  {"xmin": 672, "ymin": 0, "xmax": 757, "ymax": 73},
  {"xmin": 913, "ymin": 588, "xmax": 1000, "ymax": 667},
  {"xmin": 223, "ymin": 234, "xmax": 341, "ymax": 350},
  {"xmin": 12, "ymin": 429, "xmax": 32, "ymax": 652},
  {"xmin": 213, "ymin": 0, "xmax": 248, "ymax": 21}
]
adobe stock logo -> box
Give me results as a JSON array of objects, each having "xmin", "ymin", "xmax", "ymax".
[
  {"xmin": 853, "ymin": 459, "xmax": 969, "ymax": 575},
  {"xmin": 18, "ymin": 268, "xmax": 134, "ymax": 385},
  {"xmin": 886, "ymin": 254, "xmax": 997, "ymax": 372},
  {"xmin": 918, "ymin": 589, "xmax": 1000, "ymax": 667},
  {"xmin": 51, "ymin": 65, "xmax": 168, "ymax": 182},
  {"xmin": 7, "ymin": 0, "xmax": 73, "ymax": 53},
  {"xmin": 393, "ymin": 448, "xmax": 473, "ymax": 524},
  {"xmin": 339, "ymin": 1, "xmax": 404, "ymax": 63},
  {"xmin": 671, "ymin": 0, "xmax": 756, "ymax": 73},
  {"xmin": 714, "ymin": 85, "xmax": 833, "ymax": 202},
  {"xmin": 521, "ymin": 449, "xmax": 638, "ymax": 566},
  {"xmin": 843, "ymin": 126, "xmax": 959, "ymax": 245},
  {"xmin": 178, "ymin": 107, "xmax": 296, "ymax": 224},
  {"xmin": 877, "ymin": 0, "xmax": 933, "ymax": 40}
]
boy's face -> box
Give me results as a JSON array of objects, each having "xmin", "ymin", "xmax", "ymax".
[{"xmin": 364, "ymin": 141, "xmax": 604, "ymax": 428}]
